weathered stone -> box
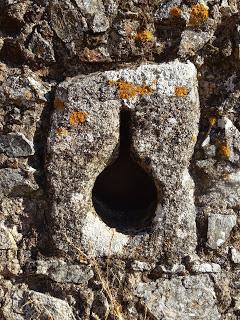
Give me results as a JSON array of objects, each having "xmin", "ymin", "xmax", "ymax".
[
  {"xmin": 0, "ymin": 168, "xmax": 38, "ymax": 198},
  {"xmin": 152, "ymin": 263, "xmax": 186, "ymax": 276},
  {"xmin": 179, "ymin": 30, "xmax": 213, "ymax": 57},
  {"xmin": 207, "ymin": 214, "xmax": 237, "ymax": 249},
  {"xmin": 230, "ymin": 248, "xmax": 240, "ymax": 264},
  {"xmin": 36, "ymin": 258, "xmax": 94, "ymax": 284},
  {"xmin": 0, "ymin": 70, "xmax": 51, "ymax": 106},
  {"xmin": 1, "ymin": 1, "xmax": 239, "ymax": 317},
  {"xmin": 217, "ymin": 117, "xmax": 240, "ymax": 163},
  {"xmin": 191, "ymin": 262, "xmax": 221, "ymax": 273},
  {"xmin": 0, "ymin": 250, "xmax": 21, "ymax": 275},
  {"xmin": 131, "ymin": 260, "xmax": 154, "ymax": 272},
  {"xmin": 134, "ymin": 275, "xmax": 220, "ymax": 319},
  {"xmin": 47, "ymin": 61, "xmax": 200, "ymax": 262},
  {"xmin": 28, "ymin": 29, "xmax": 55, "ymax": 63},
  {"xmin": 2, "ymin": 285, "xmax": 76, "ymax": 320},
  {"xmin": 186, "ymin": 254, "xmax": 221, "ymax": 273},
  {"xmin": 75, "ymin": 0, "xmax": 109, "ymax": 33},
  {"xmin": 0, "ymin": 224, "xmax": 17, "ymax": 249},
  {"xmin": 0, "ymin": 133, "xmax": 34, "ymax": 157},
  {"xmin": 50, "ymin": 0, "xmax": 86, "ymax": 44},
  {"xmin": 234, "ymin": 293, "xmax": 240, "ymax": 311}
]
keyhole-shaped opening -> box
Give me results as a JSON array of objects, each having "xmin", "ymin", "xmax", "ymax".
[{"xmin": 92, "ymin": 108, "xmax": 158, "ymax": 233}]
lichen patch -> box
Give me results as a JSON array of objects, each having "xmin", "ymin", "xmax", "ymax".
[
  {"xmin": 69, "ymin": 111, "xmax": 87, "ymax": 126},
  {"xmin": 108, "ymin": 80, "xmax": 153, "ymax": 99},
  {"xmin": 135, "ymin": 30, "xmax": 154, "ymax": 42},
  {"xmin": 218, "ymin": 142, "xmax": 231, "ymax": 159},
  {"xmin": 170, "ymin": 6, "xmax": 182, "ymax": 18},
  {"xmin": 208, "ymin": 116, "xmax": 217, "ymax": 126},
  {"xmin": 189, "ymin": 3, "xmax": 209, "ymax": 26},
  {"xmin": 56, "ymin": 127, "xmax": 68, "ymax": 136},
  {"xmin": 175, "ymin": 86, "xmax": 189, "ymax": 97}
]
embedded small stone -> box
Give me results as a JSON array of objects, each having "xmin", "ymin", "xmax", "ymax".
[
  {"xmin": 91, "ymin": 11, "xmax": 110, "ymax": 33},
  {"xmin": 0, "ymin": 133, "xmax": 34, "ymax": 157},
  {"xmin": 179, "ymin": 30, "xmax": 213, "ymax": 57},
  {"xmin": 28, "ymin": 29, "xmax": 55, "ymax": 63},
  {"xmin": 0, "ymin": 224, "xmax": 17, "ymax": 250},
  {"xmin": 0, "ymin": 168, "xmax": 38, "ymax": 198},
  {"xmin": 207, "ymin": 214, "xmax": 237, "ymax": 249},
  {"xmin": 191, "ymin": 262, "xmax": 221, "ymax": 273},
  {"xmin": 36, "ymin": 259, "xmax": 94, "ymax": 284},
  {"xmin": 131, "ymin": 261, "xmax": 154, "ymax": 271},
  {"xmin": 10, "ymin": 287, "xmax": 77, "ymax": 320},
  {"xmin": 230, "ymin": 248, "xmax": 240, "ymax": 264}
]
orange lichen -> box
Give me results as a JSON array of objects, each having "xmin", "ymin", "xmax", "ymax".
[
  {"xmin": 189, "ymin": 3, "xmax": 209, "ymax": 26},
  {"xmin": 69, "ymin": 111, "xmax": 87, "ymax": 126},
  {"xmin": 218, "ymin": 142, "xmax": 231, "ymax": 158},
  {"xmin": 170, "ymin": 6, "xmax": 182, "ymax": 17},
  {"xmin": 108, "ymin": 80, "xmax": 153, "ymax": 99},
  {"xmin": 56, "ymin": 127, "xmax": 68, "ymax": 136},
  {"xmin": 175, "ymin": 86, "xmax": 189, "ymax": 97},
  {"xmin": 208, "ymin": 116, "xmax": 217, "ymax": 126},
  {"xmin": 135, "ymin": 30, "xmax": 154, "ymax": 42},
  {"xmin": 54, "ymin": 98, "xmax": 65, "ymax": 109}
]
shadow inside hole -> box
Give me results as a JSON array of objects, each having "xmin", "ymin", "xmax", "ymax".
[{"xmin": 92, "ymin": 108, "xmax": 158, "ymax": 234}]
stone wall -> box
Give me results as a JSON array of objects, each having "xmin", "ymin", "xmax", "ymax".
[{"xmin": 0, "ymin": 1, "xmax": 240, "ymax": 319}]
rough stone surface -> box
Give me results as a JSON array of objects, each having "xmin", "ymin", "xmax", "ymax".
[
  {"xmin": 0, "ymin": 168, "xmax": 38, "ymax": 198},
  {"xmin": 230, "ymin": 248, "xmax": 240, "ymax": 264},
  {"xmin": 36, "ymin": 258, "xmax": 94, "ymax": 284},
  {"xmin": 134, "ymin": 275, "xmax": 221, "ymax": 319},
  {"xmin": 1, "ymin": 283, "xmax": 76, "ymax": 320},
  {"xmin": 0, "ymin": 0, "xmax": 239, "ymax": 319},
  {"xmin": 48, "ymin": 61, "xmax": 199, "ymax": 261},
  {"xmin": 207, "ymin": 213, "xmax": 237, "ymax": 249},
  {"xmin": 0, "ymin": 133, "xmax": 34, "ymax": 157},
  {"xmin": 0, "ymin": 224, "xmax": 17, "ymax": 249}
]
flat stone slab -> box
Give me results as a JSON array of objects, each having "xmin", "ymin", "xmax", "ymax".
[{"xmin": 47, "ymin": 60, "xmax": 200, "ymax": 262}]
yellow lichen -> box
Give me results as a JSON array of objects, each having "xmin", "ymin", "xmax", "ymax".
[
  {"xmin": 54, "ymin": 98, "xmax": 65, "ymax": 109},
  {"xmin": 69, "ymin": 111, "xmax": 87, "ymax": 126},
  {"xmin": 189, "ymin": 3, "xmax": 209, "ymax": 26},
  {"xmin": 208, "ymin": 116, "xmax": 217, "ymax": 126},
  {"xmin": 218, "ymin": 142, "xmax": 231, "ymax": 158},
  {"xmin": 108, "ymin": 80, "xmax": 153, "ymax": 99},
  {"xmin": 170, "ymin": 6, "xmax": 182, "ymax": 17},
  {"xmin": 192, "ymin": 134, "xmax": 198, "ymax": 142},
  {"xmin": 135, "ymin": 30, "xmax": 154, "ymax": 42},
  {"xmin": 56, "ymin": 127, "xmax": 68, "ymax": 136},
  {"xmin": 175, "ymin": 86, "xmax": 189, "ymax": 97},
  {"xmin": 24, "ymin": 90, "xmax": 32, "ymax": 100}
]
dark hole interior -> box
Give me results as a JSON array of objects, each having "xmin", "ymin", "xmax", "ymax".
[{"xmin": 92, "ymin": 108, "xmax": 158, "ymax": 233}]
